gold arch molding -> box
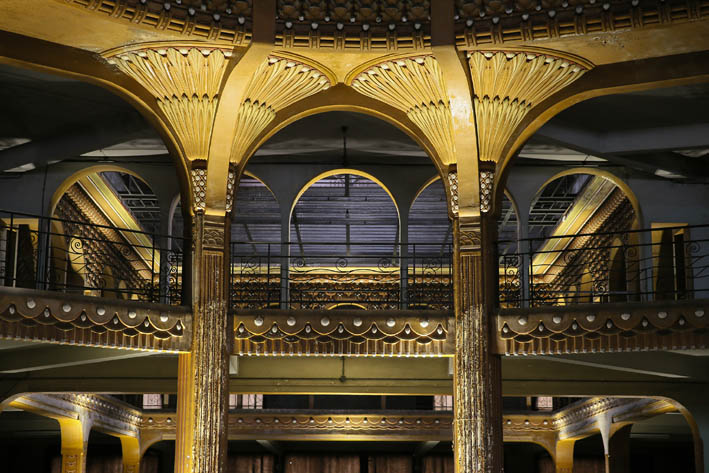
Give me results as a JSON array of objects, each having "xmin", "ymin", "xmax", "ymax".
[
  {"xmin": 49, "ymin": 165, "xmax": 155, "ymax": 217},
  {"xmin": 289, "ymin": 169, "xmax": 401, "ymax": 225},
  {"xmin": 534, "ymin": 167, "xmax": 642, "ymax": 229},
  {"xmin": 240, "ymin": 99, "xmax": 447, "ymax": 179}
]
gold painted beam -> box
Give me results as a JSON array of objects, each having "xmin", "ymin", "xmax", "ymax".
[{"xmin": 530, "ymin": 176, "xmax": 617, "ymax": 278}]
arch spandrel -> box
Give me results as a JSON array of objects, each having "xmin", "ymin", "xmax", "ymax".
[
  {"xmin": 0, "ymin": 34, "xmax": 192, "ymax": 207},
  {"xmin": 239, "ymin": 85, "xmax": 450, "ymax": 180}
]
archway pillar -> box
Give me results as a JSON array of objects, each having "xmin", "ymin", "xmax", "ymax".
[
  {"xmin": 174, "ymin": 212, "xmax": 231, "ymax": 473},
  {"xmin": 57, "ymin": 416, "xmax": 91, "ymax": 473},
  {"xmin": 554, "ymin": 439, "xmax": 576, "ymax": 473},
  {"xmin": 120, "ymin": 436, "xmax": 142, "ymax": 473},
  {"xmin": 452, "ymin": 214, "xmax": 503, "ymax": 473}
]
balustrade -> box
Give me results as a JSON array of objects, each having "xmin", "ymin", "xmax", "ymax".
[{"xmin": 497, "ymin": 224, "xmax": 709, "ymax": 308}]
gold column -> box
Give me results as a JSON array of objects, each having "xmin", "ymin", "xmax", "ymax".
[
  {"xmin": 174, "ymin": 353, "xmax": 194, "ymax": 473},
  {"xmin": 120, "ymin": 436, "xmax": 141, "ymax": 473},
  {"xmin": 453, "ymin": 216, "xmax": 503, "ymax": 473},
  {"xmin": 174, "ymin": 213, "xmax": 231, "ymax": 473},
  {"xmin": 555, "ymin": 439, "xmax": 576, "ymax": 473},
  {"xmin": 58, "ymin": 418, "xmax": 88, "ymax": 473}
]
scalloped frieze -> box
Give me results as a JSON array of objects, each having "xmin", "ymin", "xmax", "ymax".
[
  {"xmin": 233, "ymin": 310, "xmax": 453, "ymax": 356},
  {"xmin": 0, "ymin": 287, "xmax": 191, "ymax": 352},
  {"xmin": 496, "ymin": 300, "xmax": 708, "ymax": 355}
]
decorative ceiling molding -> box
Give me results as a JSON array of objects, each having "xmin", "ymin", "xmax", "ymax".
[
  {"xmin": 350, "ymin": 55, "xmax": 456, "ymax": 166},
  {"xmin": 230, "ymin": 55, "xmax": 335, "ymax": 162},
  {"xmin": 106, "ymin": 46, "xmax": 233, "ymax": 162},
  {"xmin": 468, "ymin": 50, "xmax": 591, "ymax": 164},
  {"xmin": 57, "ymin": 0, "xmax": 252, "ymax": 44},
  {"xmin": 455, "ymin": 0, "xmax": 708, "ymax": 47},
  {"xmin": 276, "ymin": 0, "xmax": 431, "ymax": 50}
]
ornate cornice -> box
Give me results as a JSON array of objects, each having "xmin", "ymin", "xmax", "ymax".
[
  {"xmin": 233, "ymin": 309, "xmax": 453, "ymax": 356},
  {"xmin": 106, "ymin": 46, "xmax": 233, "ymax": 162},
  {"xmin": 0, "ymin": 287, "xmax": 191, "ymax": 352},
  {"xmin": 57, "ymin": 0, "xmax": 252, "ymax": 45},
  {"xmin": 276, "ymin": 0, "xmax": 431, "ymax": 50},
  {"xmin": 350, "ymin": 55, "xmax": 455, "ymax": 166},
  {"xmin": 9, "ymin": 393, "xmax": 676, "ymax": 449},
  {"xmin": 496, "ymin": 299, "xmax": 709, "ymax": 355},
  {"xmin": 11, "ymin": 393, "xmax": 141, "ymax": 437},
  {"xmin": 231, "ymin": 54, "xmax": 335, "ymax": 162},
  {"xmin": 468, "ymin": 50, "xmax": 590, "ymax": 163},
  {"xmin": 455, "ymin": 0, "xmax": 709, "ymax": 48}
]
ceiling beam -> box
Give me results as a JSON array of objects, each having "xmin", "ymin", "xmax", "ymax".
[
  {"xmin": 535, "ymin": 353, "xmax": 709, "ymax": 381},
  {"xmin": 0, "ymin": 112, "xmax": 147, "ymax": 172},
  {"xmin": 0, "ymin": 345, "xmax": 153, "ymax": 373},
  {"xmin": 536, "ymin": 121, "xmax": 709, "ymax": 179}
]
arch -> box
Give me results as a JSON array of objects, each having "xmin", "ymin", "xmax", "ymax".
[
  {"xmin": 493, "ymin": 54, "xmax": 709, "ymax": 213},
  {"xmin": 231, "ymin": 172, "xmax": 281, "ymax": 244},
  {"xmin": 410, "ymin": 175, "xmax": 444, "ymax": 212},
  {"xmin": 241, "ymin": 170, "xmax": 280, "ymax": 207},
  {"xmin": 240, "ymin": 90, "xmax": 448, "ymax": 181},
  {"xmin": 0, "ymin": 36, "xmax": 191, "ymax": 200},
  {"xmin": 408, "ymin": 176, "xmax": 450, "ymax": 246},
  {"xmin": 290, "ymin": 169, "xmax": 401, "ymax": 224},
  {"xmin": 533, "ymin": 167, "xmax": 642, "ymax": 227},
  {"xmin": 49, "ymin": 165, "xmax": 157, "ymax": 218}
]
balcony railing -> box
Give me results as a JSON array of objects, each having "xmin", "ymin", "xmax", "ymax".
[
  {"xmin": 230, "ymin": 242, "xmax": 453, "ymax": 311},
  {"xmin": 0, "ymin": 210, "xmax": 186, "ymax": 305},
  {"xmin": 497, "ymin": 224, "xmax": 709, "ymax": 308}
]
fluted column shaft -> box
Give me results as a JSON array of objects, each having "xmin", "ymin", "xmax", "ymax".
[
  {"xmin": 453, "ymin": 216, "xmax": 503, "ymax": 473},
  {"xmin": 174, "ymin": 213, "xmax": 231, "ymax": 473}
]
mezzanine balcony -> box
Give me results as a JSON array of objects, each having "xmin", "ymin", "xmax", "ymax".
[{"xmin": 1, "ymin": 209, "xmax": 707, "ymax": 357}]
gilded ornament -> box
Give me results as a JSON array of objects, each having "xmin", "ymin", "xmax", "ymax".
[
  {"xmin": 231, "ymin": 56, "xmax": 334, "ymax": 162},
  {"xmin": 351, "ymin": 56, "xmax": 455, "ymax": 166},
  {"xmin": 106, "ymin": 47, "xmax": 232, "ymax": 162},
  {"xmin": 468, "ymin": 50, "xmax": 591, "ymax": 164}
]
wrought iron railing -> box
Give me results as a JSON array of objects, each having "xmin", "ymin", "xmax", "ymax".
[
  {"xmin": 497, "ymin": 224, "xmax": 709, "ymax": 307},
  {"xmin": 230, "ymin": 242, "xmax": 453, "ymax": 311},
  {"xmin": 0, "ymin": 210, "xmax": 186, "ymax": 305}
]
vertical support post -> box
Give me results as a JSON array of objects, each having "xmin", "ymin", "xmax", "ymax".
[
  {"xmin": 400, "ymin": 212, "xmax": 409, "ymax": 310},
  {"xmin": 120, "ymin": 436, "xmax": 142, "ymax": 473},
  {"xmin": 174, "ymin": 212, "xmax": 231, "ymax": 473},
  {"xmin": 453, "ymin": 215, "xmax": 503, "ymax": 473},
  {"xmin": 58, "ymin": 417, "xmax": 89, "ymax": 473},
  {"xmin": 36, "ymin": 215, "xmax": 51, "ymax": 291},
  {"xmin": 174, "ymin": 353, "xmax": 194, "ymax": 473},
  {"xmin": 280, "ymin": 208, "xmax": 290, "ymax": 309},
  {"xmin": 555, "ymin": 439, "xmax": 575, "ymax": 473}
]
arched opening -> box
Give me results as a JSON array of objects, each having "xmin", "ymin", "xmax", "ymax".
[
  {"xmin": 288, "ymin": 171, "xmax": 400, "ymax": 310},
  {"xmin": 526, "ymin": 171, "xmax": 639, "ymax": 306},
  {"xmin": 230, "ymin": 173, "xmax": 281, "ymax": 310},
  {"xmin": 407, "ymin": 177, "xmax": 454, "ymax": 310},
  {"xmin": 40, "ymin": 168, "xmax": 184, "ymax": 302},
  {"xmin": 84, "ymin": 430, "xmax": 123, "ymax": 473},
  {"xmin": 233, "ymin": 110, "xmax": 445, "ymax": 311},
  {"xmin": 497, "ymin": 191, "xmax": 522, "ymax": 308}
]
